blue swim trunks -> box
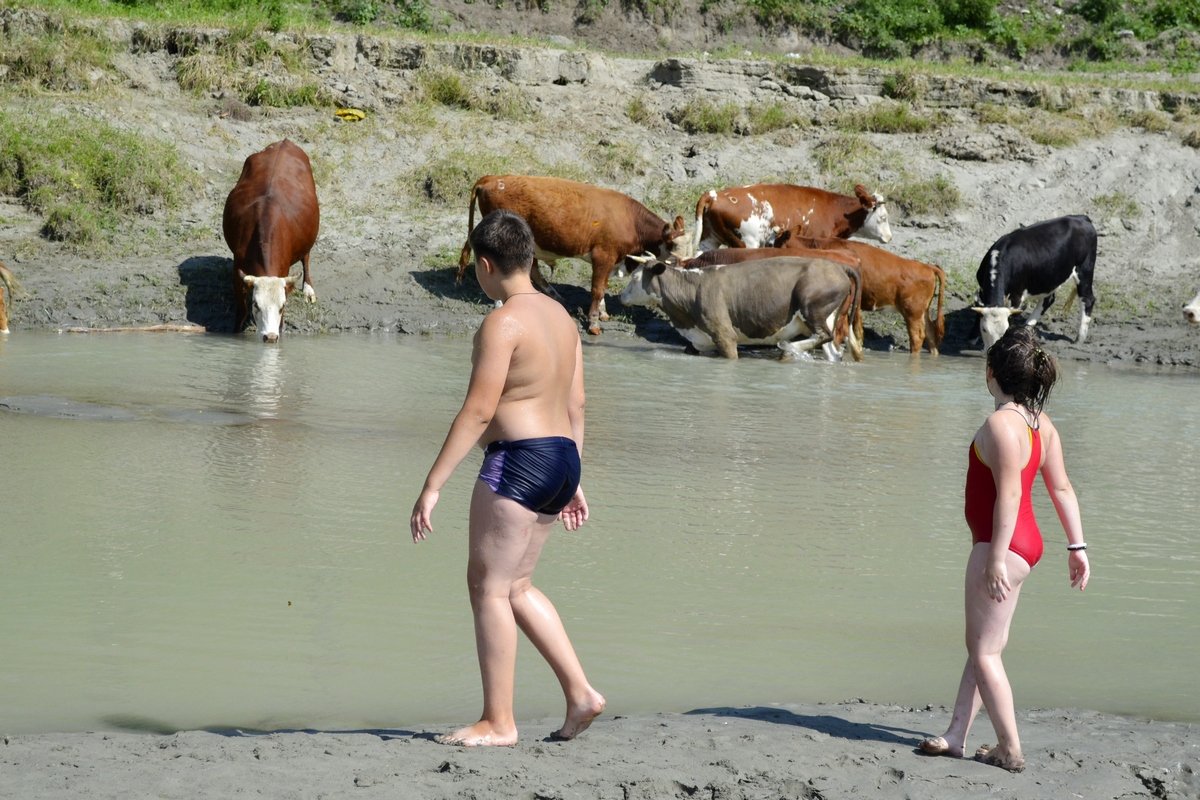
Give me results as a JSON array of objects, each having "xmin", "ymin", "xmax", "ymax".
[{"xmin": 478, "ymin": 436, "xmax": 581, "ymax": 515}]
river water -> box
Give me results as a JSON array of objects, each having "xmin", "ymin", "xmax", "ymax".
[{"xmin": 1, "ymin": 332, "xmax": 1197, "ymax": 734}]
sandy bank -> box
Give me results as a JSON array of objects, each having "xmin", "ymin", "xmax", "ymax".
[{"xmin": 3, "ymin": 701, "xmax": 1198, "ymax": 799}]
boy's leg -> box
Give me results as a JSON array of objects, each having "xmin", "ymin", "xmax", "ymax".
[
  {"xmin": 506, "ymin": 524, "xmax": 605, "ymax": 740},
  {"xmin": 437, "ymin": 481, "xmax": 541, "ymax": 747}
]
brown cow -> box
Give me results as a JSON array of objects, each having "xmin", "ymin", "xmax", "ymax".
[
  {"xmin": 784, "ymin": 236, "xmax": 945, "ymax": 355},
  {"xmin": 693, "ymin": 183, "xmax": 892, "ymax": 254},
  {"xmin": 0, "ymin": 261, "xmax": 21, "ymax": 335},
  {"xmin": 457, "ymin": 175, "xmax": 686, "ymax": 335},
  {"xmin": 223, "ymin": 139, "xmax": 319, "ymax": 343}
]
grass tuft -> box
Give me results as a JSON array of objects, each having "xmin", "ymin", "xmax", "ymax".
[{"xmin": 0, "ymin": 109, "xmax": 197, "ymax": 246}]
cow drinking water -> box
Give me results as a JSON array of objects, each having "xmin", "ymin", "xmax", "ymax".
[
  {"xmin": 973, "ymin": 215, "xmax": 1097, "ymax": 351},
  {"xmin": 223, "ymin": 139, "xmax": 320, "ymax": 343},
  {"xmin": 618, "ymin": 256, "xmax": 863, "ymax": 362}
]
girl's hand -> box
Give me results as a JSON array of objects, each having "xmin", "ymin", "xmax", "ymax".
[
  {"xmin": 558, "ymin": 486, "xmax": 589, "ymax": 532},
  {"xmin": 410, "ymin": 488, "xmax": 439, "ymax": 543},
  {"xmin": 1069, "ymin": 550, "xmax": 1090, "ymax": 591},
  {"xmin": 985, "ymin": 560, "xmax": 1012, "ymax": 602}
]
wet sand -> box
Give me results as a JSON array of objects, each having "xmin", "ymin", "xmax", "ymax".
[{"xmin": 3, "ymin": 700, "xmax": 1198, "ymax": 799}]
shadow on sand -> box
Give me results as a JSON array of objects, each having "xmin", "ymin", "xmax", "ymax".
[{"xmin": 685, "ymin": 705, "xmax": 927, "ymax": 748}]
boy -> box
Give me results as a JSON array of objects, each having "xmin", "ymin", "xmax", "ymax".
[{"xmin": 410, "ymin": 210, "xmax": 605, "ymax": 747}]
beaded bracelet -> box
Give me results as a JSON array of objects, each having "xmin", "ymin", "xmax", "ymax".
[{"xmin": 1067, "ymin": 543, "xmax": 1087, "ymax": 551}]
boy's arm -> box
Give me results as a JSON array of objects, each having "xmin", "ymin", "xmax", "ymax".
[
  {"xmin": 568, "ymin": 337, "xmax": 585, "ymax": 455},
  {"xmin": 411, "ymin": 314, "xmax": 516, "ymax": 541},
  {"xmin": 559, "ymin": 336, "xmax": 588, "ymax": 531}
]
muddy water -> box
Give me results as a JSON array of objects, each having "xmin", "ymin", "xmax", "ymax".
[{"xmin": 1, "ymin": 332, "xmax": 1197, "ymax": 734}]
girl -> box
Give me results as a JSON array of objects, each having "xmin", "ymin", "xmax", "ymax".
[{"xmin": 919, "ymin": 325, "xmax": 1090, "ymax": 772}]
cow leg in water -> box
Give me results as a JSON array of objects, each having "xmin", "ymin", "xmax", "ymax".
[
  {"xmin": 301, "ymin": 252, "xmax": 316, "ymax": 304},
  {"xmin": 903, "ymin": 305, "xmax": 928, "ymax": 355}
]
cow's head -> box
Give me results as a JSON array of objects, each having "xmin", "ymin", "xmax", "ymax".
[
  {"xmin": 854, "ymin": 185, "xmax": 892, "ymax": 244},
  {"xmin": 243, "ymin": 273, "xmax": 299, "ymax": 343},
  {"xmin": 658, "ymin": 215, "xmax": 688, "ymax": 259},
  {"xmin": 619, "ymin": 261, "xmax": 669, "ymax": 308},
  {"xmin": 973, "ymin": 306, "xmax": 1020, "ymax": 351},
  {"xmin": 1184, "ymin": 290, "xmax": 1200, "ymax": 324}
]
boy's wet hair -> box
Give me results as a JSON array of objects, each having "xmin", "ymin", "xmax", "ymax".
[
  {"xmin": 470, "ymin": 210, "xmax": 536, "ymax": 275},
  {"xmin": 986, "ymin": 325, "xmax": 1058, "ymax": 417}
]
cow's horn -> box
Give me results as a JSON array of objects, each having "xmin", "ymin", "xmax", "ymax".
[{"xmin": 627, "ymin": 253, "xmax": 655, "ymax": 264}]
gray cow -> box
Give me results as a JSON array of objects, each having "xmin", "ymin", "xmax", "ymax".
[{"xmin": 619, "ymin": 256, "xmax": 862, "ymax": 362}]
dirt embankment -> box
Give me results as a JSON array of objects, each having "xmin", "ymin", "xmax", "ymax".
[{"xmin": 2, "ymin": 10, "xmax": 1199, "ymax": 367}]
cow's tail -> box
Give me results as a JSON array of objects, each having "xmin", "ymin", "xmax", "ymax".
[
  {"xmin": 0, "ymin": 261, "xmax": 22, "ymax": 299},
  {"xmin": 692, "ymin": 191, "xmax": 714, "ymax": 257},
  {"xmin": 843, "ymin": 264, "xmax": 864, "ymax": 362},
  {"xmin": 928, "ymin": 263, "xmax": 947, "ymax": 354},
  {"xmin": 457, "ymin": 180, "xmax": 482, "ymax": 284}
]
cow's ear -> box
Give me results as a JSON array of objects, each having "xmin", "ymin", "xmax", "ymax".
[
  {"xmin": 243, "ymin": 274, "xmax": 257, "ymax": 287},
  {"xmin": 854, "ymin": 184, "xmax": 873, "ymax": 207},
  {"xmin": 650, "ymin": 262, "xmax": 668, "ymax": 276},
  {"xmin": 284, "ymin": 275, "xmax": 300, "ymax": 291},
  {"xmin": 671, "ymin": 215, "xmax": 686, "ymax": 236}
]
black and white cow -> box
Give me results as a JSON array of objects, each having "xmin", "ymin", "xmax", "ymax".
[
  {"xmin": 1184, "ymin": 289, "xmax": 1200, "ymax": 324},
  {"xmin": 973, "ymin": 215, "xmax": 1097, "ymax": 350},
  {"xmin": 618, "ymin": 256, "xmax": 863, "ymax": 362}
]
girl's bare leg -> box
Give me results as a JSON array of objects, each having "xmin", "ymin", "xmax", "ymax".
[{"xmin": 933, "ymin": 543, "xmax": 1029, "ymax": 761}]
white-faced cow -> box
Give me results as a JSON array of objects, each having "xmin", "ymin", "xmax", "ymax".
[
  {"xmin": 457, "ymin": 175, "xmax": 687, "ymax": 336},
  {"xmin": 0, "ymin": 261, "xmax": 20, "ymax": 335},
  {"xmin": 618, "ymin": 256, "xmax": 863, "ymax": 362},
  {"xmin": 223, "ymin": 139, "xmax": 319, "ymax": 343},
  {"xmin": 973, "ymin": 215, "xmax": 1097, "ymax": 351},
  {"xmin": 692, "ymin": 183, "xmax": 892, "ymax": 254},
  {"xmin": 1184, "ymin": 289, "xmax": 1200, "ymax": 324}
]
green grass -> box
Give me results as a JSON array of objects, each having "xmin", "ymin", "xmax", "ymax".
[
  {"xmin": 0, "ymin": 23, "xmax": 115, "ymax": 92},
  {"xmin": 885, "ymin": 173, "xmax": 962, "ymax": 216},
  {"xmin": 404, "ymin": 146, "xmax": 589, "ymax": 206},
  {"xmin": 0, "ymin": 109, "xmax": 197, "ymax": 245},
  {"xmin": 832, "ymin": 101, "xmax": 944, "ymax": 134},
  {"xmin": 1091, "ymin": 191, "xmax": 1141, "ymax": 219},
  {"xmin": 671, "ymin": 97, "xmax": 740, "ymax": 135}
]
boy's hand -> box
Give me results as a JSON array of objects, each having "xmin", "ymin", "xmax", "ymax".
[
  {"xmin": 411, "ymin": 488, "xmax": 439, "ymax": 542},
  {"xmin": 558, "ymin": 486, "xmax": 589, "ymax": 532}
]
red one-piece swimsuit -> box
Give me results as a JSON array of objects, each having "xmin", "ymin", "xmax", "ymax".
[{"xmin": 963, "ymin": 419, "xmax": 1044, "ymax": 569}]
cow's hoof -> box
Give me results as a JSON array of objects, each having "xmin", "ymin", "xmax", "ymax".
[
  {"xmin": 587, "ymin": 324, "xmax": 602, "ymax": 336},
  {"xmin": 304, "ymin": 285, "xmax": 317, "ymax": 304}
]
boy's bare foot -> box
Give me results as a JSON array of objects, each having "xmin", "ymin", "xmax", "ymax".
[
  {"xmin": 917, "ymin": 736, "xmax": 964, "ymax": 758},
  {"xmin": 550, "ymin": 690, "xmax": 606, "ymax": 741},
  {"xmin": 434, "ymin": 721, "xmax": 518, "ymax": 747}
]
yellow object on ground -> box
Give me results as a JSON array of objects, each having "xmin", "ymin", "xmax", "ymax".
[{"xmin": 334, "ymin": 108, "xmax": 366, "ymax": 122}]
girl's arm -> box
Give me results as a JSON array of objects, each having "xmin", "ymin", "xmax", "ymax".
[{"xmin": 1038, "ymin": 417, "xmax": 1090, "ymax": 591}]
